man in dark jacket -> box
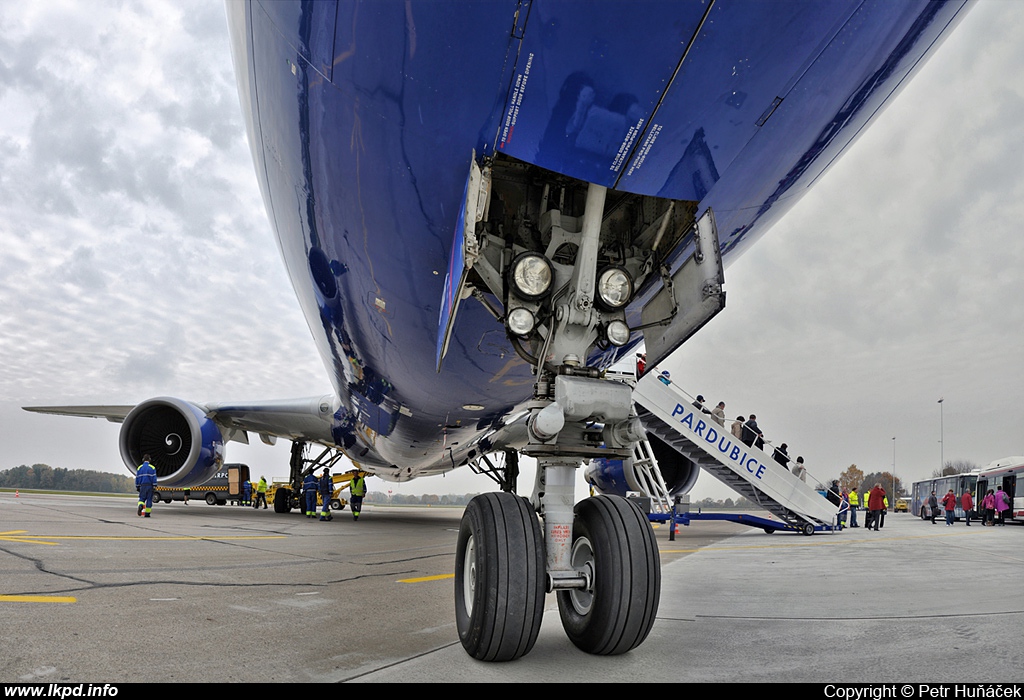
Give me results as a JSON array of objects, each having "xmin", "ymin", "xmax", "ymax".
[
  {"xmin": 741, "ymin": 415, "xmax": 762, "ymax": 448},
  {"xmin": 319, "ymin": 469, "xmax": 333, "ymax": 521}
]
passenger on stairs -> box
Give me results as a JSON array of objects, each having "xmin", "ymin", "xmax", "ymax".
[
  {"xmin": 711, "ymin": 402, "xmax": 726, "ymax": 427},
  {"xmin": 731, "ymin": 416, "xmax": 746, "ymax": 441},
  {"xmin": 792, "ymin": 456, "xmax": 808, "ymax": 482},
  {"xmin": 773, "ymin": 443, "xmax": 790, "ymax": 470}
]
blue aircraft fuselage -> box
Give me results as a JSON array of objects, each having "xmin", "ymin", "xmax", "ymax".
[{"xmin": 225, "ymin": 0, "xmax": 970, "ymax": 477}]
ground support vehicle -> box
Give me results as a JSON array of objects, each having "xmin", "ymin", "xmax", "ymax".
[
  {"xmin": 154, "ymin": 463, "xmax": 250, "ymax": 506},
  {"xmin": 644, "ymin": 499, "xmax": 840, "ymax": 538}
]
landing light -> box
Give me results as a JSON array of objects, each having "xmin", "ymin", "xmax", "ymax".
[
  {"xmin": 507, "ymin": 307, "xmax": 536, "ymax": 336},
  {"xmin": 510, "ymin": 253, "xmax": 553, "ymax": 301},
  {"xmin": 606, "ymin": 319, "xmax": 630, "ymax": 346},
  {"xmin": 596, "ymin": 267, "xmax": 633, "ymax": 309}
]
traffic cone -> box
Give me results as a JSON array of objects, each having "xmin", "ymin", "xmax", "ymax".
[{"xmin": 15, "ymin": 490, "xmax": 19, "ymax": 498}]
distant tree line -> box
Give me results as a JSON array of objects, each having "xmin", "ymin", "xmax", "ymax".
[
  {"xmin": 0, "ymin": 464, "xmax": 136, "ymax": 493},
  {"xmin": 931, "ymin": 459, "xmax": 977, "ymax": 478},
  {"xmin": 364, "ymin": 492, "xmax": 480, "ymax": 506},
  {"xmin": 693, "ymin": 496, "xmax": 754, "ymax": 509},
  {"xmin": 362, "ymin": 492, "xmax": 754, "ymax": 508},
  {"xmin": 836, "ymin": 464, "xmax": 907, "ymax": 498}
]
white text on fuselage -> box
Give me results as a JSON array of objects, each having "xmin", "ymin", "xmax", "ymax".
[{"xmin": 670, "ymin": 403, "xmax": 766, "ymax": 479}]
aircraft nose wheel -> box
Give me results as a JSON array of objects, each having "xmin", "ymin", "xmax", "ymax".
[
  {"xmin": 454, "ymin": 492, "xmax": 545, "ymax": 661},
  {"xmin": 566, "ymin": 537, "xmax": 595, "ymax": 616},
  {"xmin": 557, "ymin": 495, "xmax": 661, "ymax": 655},
  {"xmin": 462, "ymin": 535, "xmax": 476, "ymax": 613}
]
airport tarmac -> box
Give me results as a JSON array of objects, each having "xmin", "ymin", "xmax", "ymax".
[{"xmin": 1, "ymin": 492, "xmax": 1021, "ymax": 683}]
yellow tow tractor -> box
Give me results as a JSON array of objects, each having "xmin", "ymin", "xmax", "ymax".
[{"xmin": 894, "ymin": 497, "xmax": 910, "ymax": 513}]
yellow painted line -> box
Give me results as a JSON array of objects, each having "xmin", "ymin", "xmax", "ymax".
[
  {"xmin": 0, "ymin": 533, "xmax": 288, "ymax": 546},
  {"xmin": 0, "ymin": 595, "xmax": 77, "ymax": 604},
  {"xmin": 398, "ymin": 574, "xmax": 455, "ymax": 583},
  {"xmin": 0, "ymin": 530, "xmax": 59, "ymax": 546}
]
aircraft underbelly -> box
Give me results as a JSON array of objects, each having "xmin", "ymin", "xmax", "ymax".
[{"xmin": 232, "ymin": 0, "xmax": 972, "ymax": 470}]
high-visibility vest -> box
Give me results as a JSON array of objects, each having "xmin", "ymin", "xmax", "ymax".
[
  {"xmin": 351, "ymin": 476, "xmax": 366, "ymax": 497},
  {"xmin": 849, "ymin": 490, "xmax": 859, "ymax": 507}
]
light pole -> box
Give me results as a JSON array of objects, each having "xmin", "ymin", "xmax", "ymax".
[
  {"xmin": 938, "ymin": 398, "xmax": 944, "ymax": 473},
  {"xmin": 892, "ymin": 436, "xmax": 897, "ymax": 497}
]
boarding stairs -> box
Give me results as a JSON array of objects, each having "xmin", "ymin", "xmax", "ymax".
[
  {"xmin": 629, "ymin": 437, "xmax": 675, "ymax": 515},
  {"xmin": 630, "ymin": 373, "xmax": 840, "ymax": 532}
]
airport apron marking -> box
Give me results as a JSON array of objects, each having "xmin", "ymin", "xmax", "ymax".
[
  {"xmin": 0, "ymin": 594, "xmax": 76, "ymax": 604},
  {"xmin": 0, "ymin": 530, "xmax": 287, "ymax": 546},
  {"xmin": 398, "ymin": 574, "xmax": 455, "ymax": 583}
]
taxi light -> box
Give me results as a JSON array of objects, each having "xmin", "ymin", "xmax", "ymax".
[
  {"xmin": 606, "ymin": 319, "xmax": 630, "ymax": 346},
  {"xmin": 507, "ymin": 307, "xmax": 536, "ymax": 336}
]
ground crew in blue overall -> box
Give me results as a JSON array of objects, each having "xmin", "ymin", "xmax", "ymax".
[
  {"xmin": 136, "ymin": 454, "xmax": 157, "ymax": 518},
  {"xmin": 349, "ymin": 470, "xmax": 366, "ymax": 521},
  {"xmin": 303, "ymin": 472, "xmax": 318, "ymax": 518},
  {"xmin": 242, "ymin": 480, "xmax": 251, "ymax": 506},
  {"xmin": 319, "ymin": 469, "xmax": 333, "ymax": 521}
]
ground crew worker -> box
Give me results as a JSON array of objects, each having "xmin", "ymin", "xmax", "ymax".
[
  {"xmin": 848, "ymin": 488, "xmax": 860, "ymax": 528},
  {"xmin": 349, "ymin": 470, "xmax": 366, "ymax": 521},
  {"xmin": 136, "ymin": 454, "xmax": 158, "ymax": 518},
  {"xmin": 254, "ymin": 476, "xmax": 268, "ymax": 509},
  {"xmin": 303, "ymin": 471, "xmax": 318, "ymax": 518},
  {"xmin": 242, "ymin": 480, "xmax": 251, "ymax": 506},
  {"xmin": 319, "ymin": 468, "xmax": 333, "ymax": 521}
]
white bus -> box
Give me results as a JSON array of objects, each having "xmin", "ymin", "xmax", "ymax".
[
  {"xmin": 975, "ymin": 457, "xmax": 1023, "ymax": 523},
  {"xmin": 911, "ymin": 473, "xmax": 978, "ymax": 522}
]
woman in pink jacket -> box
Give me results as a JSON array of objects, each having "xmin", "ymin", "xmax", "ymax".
[
  {"xmin": 995, "ymin": 487, "xmax": 1010, "ymax": 526},
  {"xmin": 982, "ymin": 490, "xmax": 996, "ymax": 526}
]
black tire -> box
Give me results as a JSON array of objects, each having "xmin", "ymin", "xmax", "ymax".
[
  {"xmin": 330, "ymin": 499, "xmax": 343, "ymax": 511},
  {"xmin": 454, "ymin": 492, "xmax": 545, "ymax": 662},
  {"xmin": 763, "ymin": 528, "xmax": 775, "ymax": 534},
  {"xmin": 556, "ymin": 495, "xmax": 660, "ymax": 656},
  {"xmin": 205, "ymin": 493, "xmax": 217, "ymax": 506},
  {"xmin": 802, "ymin": 522, "xmax": 815, "ymax": 536},
  {"xmin": 273, "ymin": 487, "xmax": 292, "ymax": 513}
]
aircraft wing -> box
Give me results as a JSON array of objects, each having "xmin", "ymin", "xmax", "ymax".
[
  {"xmin": 24, "ymin": 396, "xmax": 338, "ymax": 445},
  {"xmin": 23, "ymin": 405, "xmax": 134, "ymax": 423},
  {"xmin": 22, "ymin": 395, "xmax": 345, "ymax": 486},
  {"xmin": 201, "ymin": 396, "xmax": 338, "ymax": 445}
]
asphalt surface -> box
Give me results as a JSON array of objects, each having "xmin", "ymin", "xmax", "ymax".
[{"xmin": 1, "ymin": 492, "xmax": 1021, "ymax": 683}]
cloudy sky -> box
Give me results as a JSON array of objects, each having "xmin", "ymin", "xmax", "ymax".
[{"xmin": 0, "ymin": 1, "xmax": 1021, "ymax": 501}]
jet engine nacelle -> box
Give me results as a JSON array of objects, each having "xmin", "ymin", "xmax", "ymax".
[
  {"xmin": 119, "ymin": 397, "xmax": 225, "ymax": 487},
  {"xmin": 585, "ymin": 433, "xmax": 699, "ymax": 498}
]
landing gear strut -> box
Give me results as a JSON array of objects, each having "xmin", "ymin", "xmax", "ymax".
[{"xmin": 452, "ymin": 178, "xmax": 666, "ymax": 660}]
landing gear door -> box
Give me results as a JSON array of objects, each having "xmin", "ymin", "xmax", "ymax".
[
  {"xmin": 639, "ymin": 208, "xmax": 725, "ymax": 368},
  {"xmin": 436, "ymin": 153, "xmax": 492, "ymax": 372}
]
